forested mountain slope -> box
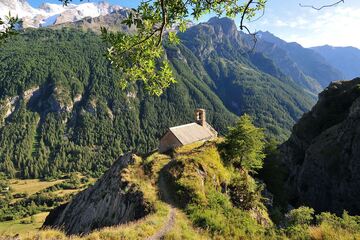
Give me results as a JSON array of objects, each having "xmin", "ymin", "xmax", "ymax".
[
  {"xmin": 177, "ymin": 18, "xmax": 314, "ymax": 138},
  {"xmin": 0, "ymin": 29, "xmax": 236, "ymax": 178},
  {"xmin": 0, "ymin": 22, "xmax": 314, "ymax": 179}
]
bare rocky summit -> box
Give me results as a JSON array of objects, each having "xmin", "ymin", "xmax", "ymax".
[
  {"xmin": 43, "ymin": 153, "xmax": 153, "ymax": 235},
  {"xmin": 281, "ymin": 78, "xmax": 360, "ymax": 215}
]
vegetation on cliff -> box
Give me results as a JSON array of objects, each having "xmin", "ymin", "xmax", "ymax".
[{"xmin": 282, "ymin": 79, "xmax": 360, "ymax": 215}]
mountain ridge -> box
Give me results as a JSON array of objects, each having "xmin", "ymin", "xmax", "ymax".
[
  {"xmin": 0, "ymin": 0, "xmax": 124, "ymax": 28},
  {"xmin": 255, "ymin": 31, "xmax": 345, "ymax": 92},
  {"xmin": 312, "ymin": 45, "xmax": 360, "ymax": 80}
]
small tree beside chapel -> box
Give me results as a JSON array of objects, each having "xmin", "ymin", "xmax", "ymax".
[{"xmin": 219, "ymin": 114, "xmax": 266, "ymax": 173}]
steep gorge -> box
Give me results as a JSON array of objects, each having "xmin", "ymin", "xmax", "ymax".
[{"xmin": 282, "ymin": 78, "xmax": 360, "ymax": 215}]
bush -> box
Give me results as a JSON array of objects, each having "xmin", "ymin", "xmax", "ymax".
[
  {"xmin": 316, "ymin": 211, "xmax": 360, "ymax": 234},
  {"xmin": 20, "ymin": 218, "xmax": 33, "ymax": 224},
  {"xmin": 228, "ymin": 173, "xmax": 262, "ymax": 210},
  {"xmin": 285, "ymin": 224, "xmax": 311, "ymax": 240},
  {"xmin": 286, "ymin": 206, "xmax": 314, "ymax": 226}
]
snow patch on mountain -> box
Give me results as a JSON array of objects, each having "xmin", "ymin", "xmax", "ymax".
[{"xmin": 0, "ymin": 0, "xmax": 123, "ymax": 28}]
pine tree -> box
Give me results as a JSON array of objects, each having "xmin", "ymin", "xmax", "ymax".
[{"xmin": 2, "ymin": 155, "xmax": 16, "ymax": 178}]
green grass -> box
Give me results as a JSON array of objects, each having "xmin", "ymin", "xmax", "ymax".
[
  {"xmin": 0, "ymin": 212, "xmax": 48, "ymax": 236},
  {"xmin": 10, "ymin": 179, "xmax": 64, "ymax": 196},
  {"xmin": 164, "ymin": 210, "xmax": 209, "ymax": 240}
]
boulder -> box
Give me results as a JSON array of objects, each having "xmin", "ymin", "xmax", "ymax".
[{"xmin": 43, "ymin": 153, "xmax": 152, "ymax": 235}]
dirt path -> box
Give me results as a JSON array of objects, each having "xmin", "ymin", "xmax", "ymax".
[
  {"xmin": 146, "ymin": 162, "xmax": 176, "ymax": 240},
  {"xmin": 146, "ymin": 207, "xmax": 175, "ymax": 240}
]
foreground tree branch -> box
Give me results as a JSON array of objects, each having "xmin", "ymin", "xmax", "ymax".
[{"xmin": 299, "ymin": 0, "xmax": 344, "ymax": 10}]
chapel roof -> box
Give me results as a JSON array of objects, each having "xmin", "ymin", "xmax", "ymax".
[{"xmin": 168, "ymin": 122, "xmax": 216, "ymax": 145}]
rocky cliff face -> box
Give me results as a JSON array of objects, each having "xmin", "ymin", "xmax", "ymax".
[
  {"xmin": 282, "ymin": 78, "xmax": 360, "ymax": 215},
  {"xmin": 43, "ymin": 153, "xmax": 153, "ymax": 235}
]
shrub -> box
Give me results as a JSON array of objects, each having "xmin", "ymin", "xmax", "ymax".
[
  {"xmin": 285, "ymin": 224, "xmax": 311, "ymax": 240},
  {"xmin": 20, "ymin": 218, "xmax": 33, "ymax": 224},
  {"xmin": 228, "ymin": 173, "xmax": 262, "ymax": 210},
  {"xmin": 286, "ymin": 206, "xmax": 314, "ymax": 226},
  {"xmin": 316, "ymin": 211, "xmax": 360, "ymax": 234}
]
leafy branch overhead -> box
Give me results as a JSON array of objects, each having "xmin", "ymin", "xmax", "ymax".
[{"xmin": 61, "ymin": 0, "xmax": 266, "ymax": 96}]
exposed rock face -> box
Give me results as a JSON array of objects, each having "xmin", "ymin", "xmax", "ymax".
[
  {"xmin": 52, "ymin": 10, "xmax": 133, "ymax": 33},
  {"xmin": 26, "ymin": 84, "xmax": 75, "ymax": 114},
  {"xmin": 43, "ymin": 153, "xmax": 152, "ymax": 235},
  {"xmin": 23, "ymin": 86, "xmax": 40, "ymax": 101},
  {"xmin": 0, "ymin": 96, "xmax": 19, "ymax": 122},
  {"xmin": 281, "ymin": 78, "xmax": 360, "ymax": 215}
]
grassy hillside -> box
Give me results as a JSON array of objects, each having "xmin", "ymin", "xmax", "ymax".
[{"xmin": 1, "ymin": 140, "xmax": 359, "ymax": 239}]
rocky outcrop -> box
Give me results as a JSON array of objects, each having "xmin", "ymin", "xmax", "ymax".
[
  {"xmin": 47, "ymin": 87, "xmax": 73, "ymax": 113},
  {"xmin": 43, "ymin": 153, "xmax": 153, "ymax": 235},
  {"xmin": 0, "ymin": 96, "xmax": 19, "ymax": 122},
  {"xmin": 281, "ymin": 78, "xmax": 360, "ymax": 215},
  {"xmin": 23, "ymin": 86, "xmax": 40, "ymax": 101},
  {"xmin": 0, "ymin": 86, "xmax": 40, "ymax": 123},
  {"xmin": 25, "ymin": 84, "xmax": 78, "ymax": 114}
]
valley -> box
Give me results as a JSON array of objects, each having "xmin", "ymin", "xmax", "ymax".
[{"xmin": 1, "ymin": 0, "xmax": 360, "ymax": 239}]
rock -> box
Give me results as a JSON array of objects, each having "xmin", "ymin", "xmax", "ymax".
[
  {"xmin": 43, "ymin": 153, "xmax": 153, "ymax": 235},
  {"xmin": 23, "ymin": 86, "xmax": 40, "ymax": 102},
  {"xmin": 47, "ymin": 87, "xmax": 73, "ymax": 113},
  {"xmin": 85, "ymin": 99, "xmax": 97, "ymax": 115},
  {"xmin": 73, "ymin": 94, "xmax": 82, "ymax": 104},
  {"xmin": 0, "ymin": 96, "xmax": 19, "ymax": 121},
  {"xmin": 281, "ymin": 78, "xmax": 360, "ymax": 215}
]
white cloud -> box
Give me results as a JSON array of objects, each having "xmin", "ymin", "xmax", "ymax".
[{"xmin": 252, "ymin": 5, "xmax": 360, "ymax": 48}]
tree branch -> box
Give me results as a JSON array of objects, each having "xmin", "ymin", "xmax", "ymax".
[
  {"xmin": 240, "ymin": 0, "xmax": 255, "ymax": 30},
  {"xmin": 239, "ymin": 0, "xmax": 261, "ymax": 52},
  {"xmin": 299, "ymin": 0, "xmax": 344, "ymax": 10},
  {"xmin": 157, "ymin": 0, "xmax": 167, "ymax": 46}
]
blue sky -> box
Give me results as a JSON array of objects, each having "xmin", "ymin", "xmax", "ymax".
[{"xmin": 27, "ymin": 0, "xmax": 360, "ymax": 48}]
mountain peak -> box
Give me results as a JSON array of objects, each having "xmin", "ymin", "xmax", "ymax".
[
  {"xmin": 257, "ymin": 31, "xmax": 286, "ymax": 45},
  {"xmin": 0, "ymin": 0, "xmax": 123, "ymax": 28},
  {"xmin": 207, "ymin": 17, "xmax": 238, "ymax": 36}
]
